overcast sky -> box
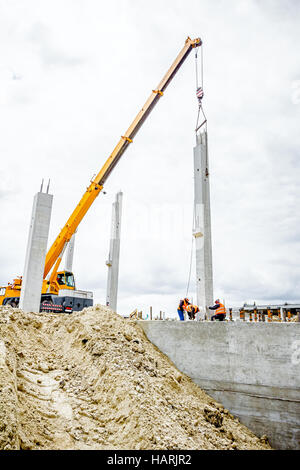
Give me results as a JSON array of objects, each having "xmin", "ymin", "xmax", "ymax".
[{"xmin": 0, "ymin": 0, "xmax": 299, "ymax": 317}]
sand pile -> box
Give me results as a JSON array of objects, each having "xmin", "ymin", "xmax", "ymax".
[{"xmin": 0, "ymin": 305, "xmax": 271, "ymax": 450}]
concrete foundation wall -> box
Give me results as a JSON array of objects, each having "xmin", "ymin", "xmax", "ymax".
[{"xmin": 138, "ymin": 321, "xmax": 300, "ymax": 450}]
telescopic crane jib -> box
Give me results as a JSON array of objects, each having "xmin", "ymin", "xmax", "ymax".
[{"xmin": 0, "ymin": 36, "xmax": 202, "ymax": 312}]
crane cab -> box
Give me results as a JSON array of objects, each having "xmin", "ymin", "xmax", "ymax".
[
  {"xmin": 0, "ymin": 277, "xmax": 22, "ymax": 307},
  {"xmin": 56, "ymin": 271, "xmax": 76, "ymax": 291}
]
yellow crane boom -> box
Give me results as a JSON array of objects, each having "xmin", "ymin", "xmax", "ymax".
[{"xmin": 44, "ymin": 36, "xmax": 202, "ymax": 279}]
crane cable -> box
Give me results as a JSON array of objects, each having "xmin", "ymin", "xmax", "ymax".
[
  {"xmin": 186, "ymin": 44, "xmax": 206, "ymax": 298},
  {"xmin": 195, "ymin": 45, "xmax": 207, "ymax": 133},
  {"xmin": 185, "ymin": 204, "xmax": 195, "ymax": 298}
]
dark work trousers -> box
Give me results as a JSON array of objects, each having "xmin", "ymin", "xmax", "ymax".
[
  {"xmin": 177, "ymin": 309, "xmax": 185, "ymax": 321},
  {"xmin": 211, "ymin": 314, "xmax": 226, "ymax": 322}
]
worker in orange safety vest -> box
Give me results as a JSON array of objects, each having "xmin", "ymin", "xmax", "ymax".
[
  {"xmin": 177, "ymin": 298, "xmax": 190, "ymax": 321},
  {"xmin": 209, "ymin": 299, "xmax": 226, "ymax": 321},
  {"xmin": 186, "ymin": 304, "xmax": 199, "ymax": 320}
]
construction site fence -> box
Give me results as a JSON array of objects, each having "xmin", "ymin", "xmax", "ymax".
[
  {"xmin": 129, "ymin": 307, "xmax": 300, "ymax": 322},
  {"xmin": 233, "ymin": 308, "xmax": 300, "ymax": 323}
]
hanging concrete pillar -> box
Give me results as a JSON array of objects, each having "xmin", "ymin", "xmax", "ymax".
[
  {"xmin": 20, "ymin": 188, "xmax": 53, "ymax": 312},
  {"xmin": 193, "ymin": 130, "xmax": 213, "ymax": 319},
  {"xmin": 65, "ymin": 233, "xmax": 76, "ymax": 272},
  {"xmin": 106, "ymin": 191, "xmax": 123, "ymax": 312}
]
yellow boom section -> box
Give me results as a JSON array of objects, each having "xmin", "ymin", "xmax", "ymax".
[{"xmin": 44, "ymin": 37, "xmax": 202, "ymax": 279}]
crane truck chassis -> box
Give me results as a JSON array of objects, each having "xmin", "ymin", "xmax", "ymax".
[
  {"xmin": 0, "ymin": 272, "xmax": 93, "ymax": 313},
  {"xmin": 0, "ymin": 36, "xmax": 202, "ymax": 313}
]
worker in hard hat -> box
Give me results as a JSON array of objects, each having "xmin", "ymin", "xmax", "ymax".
[
  {"xmin": 209, "ymin": 299, "xmax": 226, "ymax": 321},
  {"xmin": 177, "ymin": 298, "xmax": 190, "ymax": 321},
  {"xmin": 186, "ymin": 304, "xmax": 200, "ymax": 320}
]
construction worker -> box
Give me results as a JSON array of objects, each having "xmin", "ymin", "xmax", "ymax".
[
  {"xmin": 177, "ymin": 298, "xmax": 190, "ymax": 321},
  {"xmin": 186, "ymin": 304, "xmax": 199, "ymax": 320},
  {"xmin": 209, "ymin": 299, "xmax": 226, "ymax": 321}
]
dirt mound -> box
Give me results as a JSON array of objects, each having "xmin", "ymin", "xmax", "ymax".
[{"xmin": 0, "ymin": 305, "xmax": 271, "ymax": 450}]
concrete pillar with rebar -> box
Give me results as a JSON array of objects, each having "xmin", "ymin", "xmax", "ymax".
[
  {"xmin": 20, "ymin": 188, "xmax": 53, "ymax": 312},
  {"xmin": 193, "ymin": 130, "xmax": 213, "ymax": 319},
  {"xmin": 65, "ymin": 233, "xmax": 76, "ymax": 272},
  {"xmin": 106, "ymin": 192, "xmax": 123, "ymax": 312}
]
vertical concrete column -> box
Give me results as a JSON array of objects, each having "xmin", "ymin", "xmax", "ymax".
[
  {"xmin": 20, "ymin": 191, "xmax": 53, "ymax": 312},
  {"xmin": 65, "ymin": 233, "xmax": 76, "ymax": 272},
  {"xmin": 106, "ymin": 192, "xmax": 123, "ymax": 312},
  {"xmin": 193, "ymin": 130, "xmax": 214, "ymax": 319}
]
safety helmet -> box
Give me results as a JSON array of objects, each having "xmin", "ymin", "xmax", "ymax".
[{"xmin": 215, "ymin": 299, "xmax": 220, "ymax": 303}]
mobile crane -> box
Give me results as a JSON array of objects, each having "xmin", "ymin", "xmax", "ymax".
[{"xmin": 0, "ymin": 36, "xmax": 202, "ymax": 312}]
